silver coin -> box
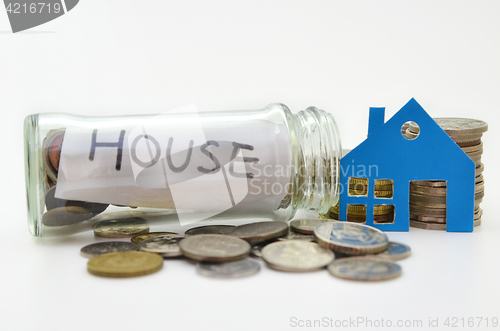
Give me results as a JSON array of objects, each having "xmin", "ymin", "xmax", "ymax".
[
  {"xmin": 184, "ymin": 225, "xmax": 235, "ymax": 236},
  {"xmin": 80, "ymin": 241, "xmax": 139, "ymax": 259},
  {"xmin": 314, "ymin": 222, "xmax": 388, "ymax": 255},
  {"xmin": 196, "ymin": 259, "xmax": 260, "ymax": 278},
  {"xmin": 179, "ymin": 234, "xmax": 250, "ymax": 262},
  {"xmin": 277, "ymin": 230, "xmax": 315, "ymax": 241},
  {"xmin": 139, "ymin": 235, "xmax": 184, "ymax": 257},
  {"xmin": 328, "ymin": 257, "xmax": 401, "ymax": 281},
  {"xmin": 461, "ymin": 141, "xmax": 483, "ymax": 154},
  {"xmin": 262, "ymin": 241, "xmax": 334, "ymax": 272},
  {"xmin": 226, "ymin": 221, "xmax": 289, "ymax": 244},
  {"xmin": 433, "ymin": 118, "xmax": 488, "ymax": 135},
  {"xmin": 290, "ymin": 218, "xmax": 333, "ymax": 235},
  {"xmin": 476, "ymin": 163, "xmax": 484, "ymax": 176},
  {"xmin": 372, "ymin": 242, "xmax": 411, "ymax": 261}
]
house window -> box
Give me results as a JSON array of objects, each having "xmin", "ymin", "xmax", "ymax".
[
  {"xmin": 346, "ymin": 204, "xmax": 366, "ymax": 223},
  {"xmin": 374, "ymin": 204, "xmax": 395, "ymax": 224},
  {"xmin": 348, "ymin": 177, "xmax": 368, "ymax": 197},
  {"xmin": 374, "ymin": 179, "xmax": 394, "ymax": 198}
]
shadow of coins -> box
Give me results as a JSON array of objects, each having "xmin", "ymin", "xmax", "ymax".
[{"xmin": 42, "ymin": 206, "xmax": 93, "ymax": 227}]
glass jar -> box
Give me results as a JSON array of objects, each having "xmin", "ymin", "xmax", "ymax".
[{"xmin": 24, "ymin": 103, "xmax": 341, "ymax": 236}]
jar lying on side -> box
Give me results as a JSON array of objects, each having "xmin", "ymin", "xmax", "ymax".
[{"xmin": 24, "ymin": 103, "xmax": 342, "ymax": 237}]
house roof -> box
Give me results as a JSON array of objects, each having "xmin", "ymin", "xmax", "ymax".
[{"xmin": 342, "ymin": 98, "xmax": 474, "ymax": 180}]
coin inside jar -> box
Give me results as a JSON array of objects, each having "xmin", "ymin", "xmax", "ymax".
[{"xmin": 42, "ymin": 206, "xmax": 93, "ymax": 227}]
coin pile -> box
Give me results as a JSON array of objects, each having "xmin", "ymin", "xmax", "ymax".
[
  {"xmin": 80, "ymin": 219, "xmax": 410, "ymax": 281},
  {"xmin": 320, "ymin": 202, "xmax": 395, "ymax": 224},
  {"xmin": 41, "ymin": 129, "xmax": 109, "ymax": 227},
  {"xmin": 348, "ymin": 177, "xmax": 394, "ymax": 198},
  {"xmin": 409, "ymin": 118, "xmax": 487, "ymax": 230}
]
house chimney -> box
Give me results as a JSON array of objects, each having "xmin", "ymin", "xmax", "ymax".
[{"xmin": 368, "ymin": 107, "xmax": 385, "ymax": 137}]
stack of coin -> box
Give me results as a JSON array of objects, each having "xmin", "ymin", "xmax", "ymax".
[
  {"xmin": 402, "ymin": 121, "xmax": 420, "ymax": 140},
  {"xmin": 348, "ymin": 178, "xmax": 393, "ymax": 198},
  {"xmin": 409, "ymin": 118, "xmax": 487, "ymax": 230},
  {"xmin": 319, "ymin": 202, "xmax": 395, "ymax": 224},
  {"xmin": 41, "ymin": 129, "xmax": 109, "ymax": 227}
]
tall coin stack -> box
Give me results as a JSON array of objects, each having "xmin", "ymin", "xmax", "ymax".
[{"xmin": 408, "ymin": 118, "xmax": 487, "ymax": 230}]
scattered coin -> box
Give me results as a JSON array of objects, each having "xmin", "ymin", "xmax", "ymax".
[
  {"xmin": 277, "ymin": 230, "xmax": 315, "ymax": 241},
  {"xmin": 371, "ymin": 241, "xmax": 411, "ymax": 261},
  {"xmin": 80, "ymin": 242, "xmax": 139, "ymax": 259},
  {"xmin": 131, "ymin": 232, "xmax": 179, "ymax": 244},
  {"xmin": 93, "ymin": 217, "xmax": 149, "ymax": 238},
  {"xmin": 327, "ymin": 257, "xmax": 401, "ymax": 281},
  {"xmin": 290, "ymin": 218, "xmax": 333, "ymax": 235},
  {"xmin": 42, "ymin": 206, "xmax": 92, "ymax": 227},
  {"xmin": 314, "ymin": 222, "xmax": 388, "ymax": 255},
  {"xmin": 226, "ymin": 221, "xmax": 289, "ymax": 244},
  {"xmin": 250, "ymin": 242, "xmax": 270, "ymax": 259},
  {"xmin": 185, "ymin": 225, "xmax": 235, "ymax": 236},
  {"xmin": 262, "ymin": 241, "xmax": 334, "ymax": 272},
  {"xmin": 87, "ymin": 251, "xmax": 163, "ymax": 278},
  {"xmin": 196, "ymin": 259, "xmax": 261, "ymax": 278},
  {"xmin": 179, "ymin": 234, "xmax": 250, "ymax": 262},
  {"xmin": 139, "ymin": 235, "xmax": 184, "ymax": 257}
]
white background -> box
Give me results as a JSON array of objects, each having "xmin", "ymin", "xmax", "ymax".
[{"xmin": 1, "ymin": 1, "xmax": 499, "ymax": 330}]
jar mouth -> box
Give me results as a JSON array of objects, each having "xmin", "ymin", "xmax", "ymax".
[
  {"xmin": 293, "ymin": 107, "xmax": 342, "ymax": 213},
  {"xmin": 24, "ymin": 114, "xmax": 43, "ymax": 236}
]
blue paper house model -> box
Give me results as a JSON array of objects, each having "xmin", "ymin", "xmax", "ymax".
[{"xmin": 339, "ymin": 98, "xmax": 476, "ymax": 232}]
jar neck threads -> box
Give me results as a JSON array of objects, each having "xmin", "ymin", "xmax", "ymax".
[{"xmin": 291, "ymin": 106, "xmax": 341, "ymax": 214}]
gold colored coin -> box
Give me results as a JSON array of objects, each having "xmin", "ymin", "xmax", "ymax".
[
  {"xmin": 347, "ymin": 205, "xmax": 366, "ymax": 212},
  {"xmin": 374, "ymin": 190, "xmax": 393, "ymax": 198},
  {"xmin": 93, "ymin": 217, "xmax": 149, "ymax": 238},
  {"xmin": 131, "ymin": 232, "xmax": 179, "ymax": 244},
  {"xmin": 349, "ymin": 189, "xmax": 367, "ymax": 196},
  {"xmin": 87, "ymin": 251, "xmax": 163, "ymax": 278},
  {"xmin": 348, "ymin": 178, "xmax": 368, "ymax": 185},
  {"xmin": 374, "ymin": 179, "xmax": 393, "ymax": 186}
]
